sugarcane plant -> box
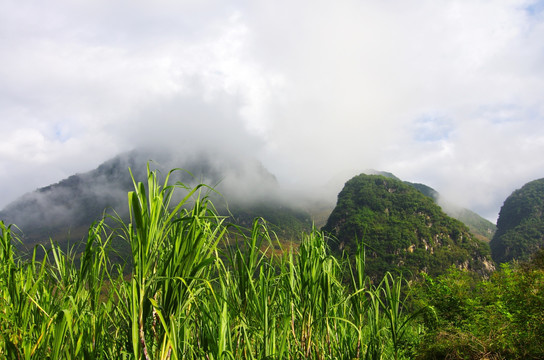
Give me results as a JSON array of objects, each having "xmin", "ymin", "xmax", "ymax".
[{"xmin": 0, "ymin": 165, "xmax": 425, "ymax": 359}]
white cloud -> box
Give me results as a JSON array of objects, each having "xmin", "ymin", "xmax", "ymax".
[{"xmin": 1, "ymin": 0, "xmax": 543, "ymax": 223}]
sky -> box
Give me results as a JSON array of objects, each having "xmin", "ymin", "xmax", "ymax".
[{"xmin": 1, "ymin": 0, "xmax": 544, "ymax": 223}]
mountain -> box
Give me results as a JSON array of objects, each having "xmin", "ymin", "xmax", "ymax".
[
  {"xmin": 0, "ymin": 148, "xmax": 312, "ymax": 251},
  {"xmin": 322, "ymin": 174, "xmax": 494, "ymax": 280},
  {"xmin": 490, "ymin": 178, "xmax": 544, "ymax": 264},
  {"xmin": 439, "ymin": 205, "xmax": 496, "ymax": 242},
  {"xmin": 362, "ymin": 170, "xmax": 496, "ymax": 241},
  {"xmin": 0, "ymin": 149, "xmax": 496, "ymax": 265}
]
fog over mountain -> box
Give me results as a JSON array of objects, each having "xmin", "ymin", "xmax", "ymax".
[
  {"xmin": 0, "ymin": 146, "xmax": 495, "ymax": 257},
  {"xmin": 0, "ymin": 148, "xmax": 319, "ymax": 249},
  {"xmin": 1, "ymin": 1, "xmax": 544, "ymax": 223},
  {"xmin": 0, "ymin": 147, "xmax": 280, "ymax": 221}
]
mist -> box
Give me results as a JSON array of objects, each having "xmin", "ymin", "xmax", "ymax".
[{"xmin": 1, "ymin": 1, "xmax": 544, "ymax": 223}]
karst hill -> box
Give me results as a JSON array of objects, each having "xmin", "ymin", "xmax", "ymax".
[
  {"xmin": 322, "ymin": 174, "xmax": 494, "ymax": 279},
  {"xmin": 491, "ymin": 178, "xmax": 544, "ymax": 264}
]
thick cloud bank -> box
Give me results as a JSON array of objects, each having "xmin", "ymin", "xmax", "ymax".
[{"xmin": 1, "ymin": 0, "xmax": 544, "ymax": 222}]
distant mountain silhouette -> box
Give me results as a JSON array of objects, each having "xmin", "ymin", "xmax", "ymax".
[{"xmin": 0, "ymin": 148, "xmax": 312, "ymax": 251}]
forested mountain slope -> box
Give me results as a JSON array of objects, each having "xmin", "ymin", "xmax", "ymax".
[
  {"xmin": 491, "ymin": 178, "xmax": 544, "ymax": 263},
  {"xmin": 364, "ymin": 170, "xmax": 496, "ymax": 241},
  {"xmin": 322, "ymin": 174, "xmax": 494, "ymax": 279}
]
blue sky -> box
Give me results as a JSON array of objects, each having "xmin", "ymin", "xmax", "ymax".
[{"xmin": 1, "ymin": 0, "xmax": 544, "ymax": 222}]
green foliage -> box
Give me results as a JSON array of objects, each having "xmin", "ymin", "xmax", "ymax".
[
  {"xmin": 491, "ymin": 178, "xmax": 544, "ymax": 263},
  {"xmin": 5, "ymin": 166, "xmax": 544, "ymax": 359},
  {"xmin": 0, "ymin": 218, "xmax": 118, "ymax": 359},
  {"xmin": 359, "ymin": 171, "xmax": 496, "ymax": 242},
  {"xmin": 322, "ymin": 174, "xmax": 493, "ymax": 280},
  {"xmin": 412, "ymin": 259, "xmax": 544, "ymax": 359},
  {"xmin": 0, "ymin": 166, "xmax": 427, "ymax": 359}
]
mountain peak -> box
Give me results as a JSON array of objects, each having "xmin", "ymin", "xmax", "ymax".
[
  {"xmin": 491, "ymin": 178, "xmax": 544, "ymax": 263},
  {"xmin": 322, "ymin": 173, "xmax": 494, "ymax": 279}
]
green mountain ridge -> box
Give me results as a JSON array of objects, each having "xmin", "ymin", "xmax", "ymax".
[
  {"xmin": 491, "ymin": 178, "xmax": 544, "ymax": 263},
  {"xmin": 322, "ymin": 174, "xmax": 495, "ymax": 279},
  {"xmin": 363, "ymin": 170, "xmax": 496, "ymax": 241}
]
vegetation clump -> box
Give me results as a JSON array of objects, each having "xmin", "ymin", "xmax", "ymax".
[{"xmin": 413, "ymin": 251, "xmax": 544, "ymax": 359}]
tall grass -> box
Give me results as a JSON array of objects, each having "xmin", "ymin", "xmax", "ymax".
[{"xmin": 0, "ymin": 166, "xmax": 423, "ymax": 359}]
